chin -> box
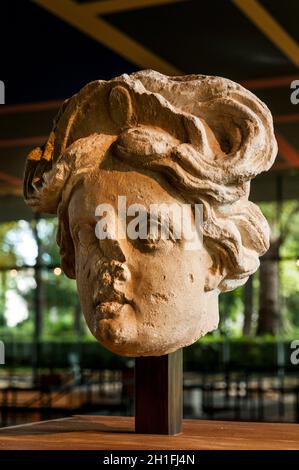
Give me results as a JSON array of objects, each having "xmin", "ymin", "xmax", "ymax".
[
  {"xmin": 93, "ymin": 317, "xmax": 139, "ymax": 356},
  {"xmin": 95, "ymin": 320, "xmax": 185, "ymax": 357}
]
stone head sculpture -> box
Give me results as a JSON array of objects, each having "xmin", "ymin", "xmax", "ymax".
[{"xmin": 23, "ymin": 71, "xmax": 277, "ymax": 356}]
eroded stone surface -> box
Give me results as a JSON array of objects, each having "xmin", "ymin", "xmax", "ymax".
[{"xmin": 23, "ymin": 70, "xmax": 277, "ymax": 356}]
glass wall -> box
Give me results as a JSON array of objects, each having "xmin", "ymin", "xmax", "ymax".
[
  {"xmin": 0, "ymin": 199, "xmax": 299, "ymax": 426},
  {"xmin": 0, "ymin": 218, "xmax": 84, "ymax": 341}
]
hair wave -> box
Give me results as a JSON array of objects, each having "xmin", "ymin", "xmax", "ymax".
[{"xmin": 23, "ymin": 70, "xmax": 277, "ymax": 291}]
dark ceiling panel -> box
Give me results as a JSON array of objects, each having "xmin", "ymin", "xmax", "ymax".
[
  {"xmin": 0, "ymin": 0, "xmax": 299, "ymax": 222},
  {"xmin": 251, "ymin": 172, "xmax": 299, "ymax": 201},
  {"xmin": 0, "ymin": 146, "xmax": 31, "ymax": 179},
  {"xmin": 1, "ymin": 0, "xmax": 138, "ymax": 104},
  {"xmin": 254, "ymin": 86, "xmax": 298, "ymax": 116},
  {"xmin": 0, "ymin": 196, "xmax": 33, "ymax": 222},
  {"xmin": 260, "ymin": 0, "xmax": 299, "ymax": 43},
  {"xmin": 0, "ymin": 108, "xmax": 58, "ymax": 140},
  {"xmin": 75, "ymin": 0, "xmax": 107, "ymax": 3},
  {"xmin": 277, "ymin": 122, "xmax": 299, "ymax": 150},
  {"xmin": 102, "ymin": 0, "xmax": 297, "ymax": 80}
]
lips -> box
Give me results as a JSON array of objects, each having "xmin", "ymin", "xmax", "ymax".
[
  {"xmin": 94, "ymin": 287, "xmax": 130, "ymax": 306},
  {"xmin": 94, "ymin": 286, "xmax": 133, "ymax": 321},
  {"xmin": 93, "ymin": 260, "xmax": 133, "ymax": 321},
  {"xmin": 95, "ymin": 301, "xmax": 125, "ymax": 319}
]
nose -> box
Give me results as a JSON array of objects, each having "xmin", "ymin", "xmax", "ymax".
[
  {"xmin": 99, "ymin": 237, "xmax": 131, "ymax": 284},
  {"xmin": 111, "ymin": 260, "xmax": 131, "ymax": 282},
  {"xmin": 92, "ymin": 235, "xmax": 134, "ymax": 308},
  {"xmin": 99, "ymin": 237, "xmax": 126, "ymax": 262}
]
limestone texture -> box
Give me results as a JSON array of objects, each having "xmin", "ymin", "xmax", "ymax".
[{"xmin": 24, "ymin": 70, "xmax": 277, "ymax": 356}]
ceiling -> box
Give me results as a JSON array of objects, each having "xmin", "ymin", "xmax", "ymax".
[{"xmin": 0, "ymin": 0, "xmax": 299, "ymax": 222}]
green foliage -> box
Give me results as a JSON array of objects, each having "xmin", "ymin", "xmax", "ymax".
[
  {"xmin": 259, "ymin": 201, "xmax": 299, "ymax": 334},
  {"xmin": 0, "ymin": 219, "xmax": 80, "ymax": 338},
  {"xmin": 0, "ymin": 222, "xmax": 18, "ymax": 266},
  {"xmin": 1, "ymin": 199, "xmax": 299, "ymax": 340},
  {"xmin": 218, "ymin": 287, "xmax": 244, "ymax": 335},
  {"xmin": 2, "ymin": 336, "xmax": 298, "ymax": 372},
  {"xmin": 184, "ymin": 335, "xmax": 298, "ymax": 371}
]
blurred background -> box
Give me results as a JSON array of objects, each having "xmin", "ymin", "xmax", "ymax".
[{"xmin": 0, "ymin": 0, "xmax": 299, "ymax": 427}]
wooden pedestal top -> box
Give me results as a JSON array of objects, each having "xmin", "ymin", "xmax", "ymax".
[{"xmin": 0, "ymin": 415, "xmax": 298, "ymax": 450}]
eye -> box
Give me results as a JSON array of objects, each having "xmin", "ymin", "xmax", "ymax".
[
  {"xmin": 133, "ymin": 224, "xmax": 176, "ymax": 253},
  {"xmin": 139, "ymin": 236, "xmax": 159, "ymax": 252},
  {"xmin": 127, "ymin": 213, "xmax": 179, "ymax": 252}
]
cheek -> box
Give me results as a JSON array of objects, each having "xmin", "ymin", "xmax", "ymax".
[
  {"xmin": 74, "ymin": 241, "xmax": 94, "ymax": 275},
  {"xmin": 74, "ymin": 246, "xmax": 94, "ymax": 300},
  {"xmin": 128, "ymin": 247, "xmax": 205, "ymax": 299},
  {"xmin": 180, "ymin": 255, "xmax": 206, "ymax": 291},
  {"xmin": 75, "ymin": 250, "xmax": 86, "ymax": 285}
]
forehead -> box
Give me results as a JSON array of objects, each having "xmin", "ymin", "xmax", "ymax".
[{"xmin": 68, "ymin": 168, "xmax": 183, "ymax": 221}]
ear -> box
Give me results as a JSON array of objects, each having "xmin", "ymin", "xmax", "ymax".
[
  {"xmin": 204, "ymin": 250, "xmax": 226, "ymax": 292},
  {"xmin": 109, "ymin": 85, "xmax": 135, "ymax": 128},
  {"xmin": 204, "ymin": 268, "xmax": 224, "ymax": 292},
  {"xmin": 57, "ymin": 218, "xmax": 76, "ymax": 279}
]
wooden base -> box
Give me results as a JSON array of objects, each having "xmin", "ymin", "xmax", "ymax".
[
  {"xmin": 1, "ymin": 415, "xmax": 299, "ymax": 449},
  {"xmin": 135, "ymin": 349, "xmax": 183, "ymax": 435}
]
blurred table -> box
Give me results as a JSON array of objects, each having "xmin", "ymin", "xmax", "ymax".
[{"xmin": 0, "ymin": 415, "xmax": 299, "ymax": 450}]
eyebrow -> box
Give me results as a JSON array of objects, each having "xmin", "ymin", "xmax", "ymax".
[
  {"xmin": 70, "ymin": 216, "xmax": 96, "ymax": 230},
  {"xmin": 145, "ymin": 211, "xmax": 182, "ymax": 238}
]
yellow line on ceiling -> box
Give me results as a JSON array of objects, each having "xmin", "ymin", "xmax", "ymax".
[
  {"xmin": 31, "ymin": 0, "xmax": 182, "ymax": 75},
  {"xmin": 232, "ymin": 0, "xmax": 299, "ymax": 68},
  {"xmin": 82, "ymin": 0, "xmax": 189, "ymax": 15}
]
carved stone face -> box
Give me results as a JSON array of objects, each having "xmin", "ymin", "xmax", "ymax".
[
  {"xmin": 24, "ymin": 70, "xmax": 277, "ymax": 356},
  {"xmin": 68, "ymin": 165, "xmax": 219, "ymax": 356}
]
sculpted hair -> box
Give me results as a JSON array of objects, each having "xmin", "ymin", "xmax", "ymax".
[{"xmin": 23, "ymin": 70, "xmax": 277, "ymax": 292}]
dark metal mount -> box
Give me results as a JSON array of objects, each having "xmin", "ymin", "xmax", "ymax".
[{"xmin": 135, "ymin": 349, "xmax": 183, "ymax": 435}]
